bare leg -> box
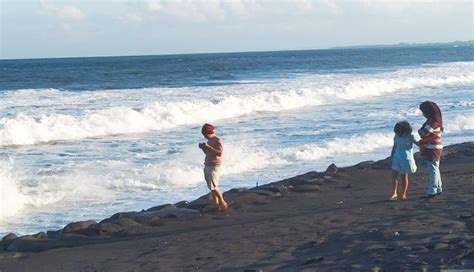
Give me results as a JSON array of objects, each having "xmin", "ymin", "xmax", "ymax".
[
  {"xmin": 391, "ymin": 171, "xmax": 399, "ymax": 199},
  {"xmin": 401, "ymin": 173, "xmax": 409, "ymax": 200},
  {"xmin": 212, "ymin": 190, "xmax": 228, "ymax": 210},
  {"xmin": 210, "ymin": 192, "xmax": 220, "ymax": 211}
]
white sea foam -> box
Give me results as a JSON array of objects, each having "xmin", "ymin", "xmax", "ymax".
[
  {"xmin": 0, "ymin": 142, "xmax": 285, "ymax": 220},
  {"xmin": 5, "ymin": 111, "xmax": 472, "ymax": 218},
  {"xmin": 1, "ymin": 62, "xmax": 473, "ymax": 147},
  {"xmin": 2, "ymin": 112, "xmax": 473, "ymax": 222},
  {"xmin": 0, "ymin": 161, "xmax": 28, "ymax": 219},
  {"xmin": 115, "ymin": 133, "xmax": 395, "ymax": 189},
  {"xmin": 281, "ymin": 133, "xmax": 394, "ymax": 161},
  {"xmin": 0, "ymin": 132, "xmax": 392, "ymax": 219},
  {"xmin": 446, "ymin": 114, "xmax": 474, "ymax": 131}
]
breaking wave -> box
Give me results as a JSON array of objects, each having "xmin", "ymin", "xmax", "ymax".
[{"xmin": 1, "ymin": 62, "xmax": 473, "ymax": 146}]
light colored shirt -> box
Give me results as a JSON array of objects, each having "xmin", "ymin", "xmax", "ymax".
[
  {"xmin": 392, "ymin": 134, "xmax": 418, "ymax": 174},
  {"xmin": 394, "ymin": 134, "xmax": 417, "ymax": 159}
]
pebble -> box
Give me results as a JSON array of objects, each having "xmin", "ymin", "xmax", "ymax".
[
  {"xmin": 412, "ymin": 246, "xmax": 429, "ymax": 252},
  {"xmin": 434, "ymin": 243, "xmax": 450, "ymax": 249},
  {"xmin": 291, "ymin": 184, "xmax": 321, "ymax": 192},
  {"xmin": 302, "ymin": 256, "xmax": 324, "ymax": 265},
  {"xmin": 325, "ymin": 163, "xmax": 338, "ymax": 173},
  {"xmin": 2, "ymin": 233, "xmax": 17, "ymax": 243},
  {"xmin": 371, "ymin": 265, "xmax": 382, "ymax": 272}
]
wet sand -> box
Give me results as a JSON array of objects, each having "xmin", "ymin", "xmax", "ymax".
[{"xmin": 1, "ymin": 142, "xmax": 473, "ymax": 271}]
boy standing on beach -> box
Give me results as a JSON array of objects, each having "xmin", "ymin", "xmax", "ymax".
[{"xmin": 199, "ymin": 123, "xmax": 228, "ymax": 211}]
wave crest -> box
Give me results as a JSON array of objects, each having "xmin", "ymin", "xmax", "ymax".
[
  {"xmin": 1, "ymin": 63, "xmax": 473, "ymax": 146},
  {"xmin": 446, "ymin": 114, "xmax": 474, "ymax": 131}
]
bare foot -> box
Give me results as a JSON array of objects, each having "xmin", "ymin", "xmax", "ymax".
[
  {"xmin": 220, "ymin": 202, "xmax": 228, "ymax": 211},
  {"xmin": 401, "ymin": 195, "xmax": 407, "ymax": 200}
]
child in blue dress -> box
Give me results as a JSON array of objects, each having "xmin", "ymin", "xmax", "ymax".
[{"xmin": 390, "ymin": 121, "xmax": 418, "ymax": 200}]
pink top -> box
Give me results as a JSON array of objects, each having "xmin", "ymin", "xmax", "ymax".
[{"xmin": 203, "ymin": 137, "xmax": 224, "ymax": 166}]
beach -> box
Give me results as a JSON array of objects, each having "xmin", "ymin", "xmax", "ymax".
[
  {"xmin": 1, "ymin": 142, "xmax": 473, "ymax": 271},
  {"xmin": 1, "ymin": 46, "xmax": 473, "ymax": 236},
  {"xmin": 2, "ymin": 2, "xmax": 473, "ymax": 271}
]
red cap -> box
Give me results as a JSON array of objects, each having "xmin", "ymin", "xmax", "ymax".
[{"xmin": 201, "ymin": 123, "xmax": 215, "ymax": 135}]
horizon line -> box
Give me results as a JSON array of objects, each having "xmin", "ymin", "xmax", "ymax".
[{"xmin": 1, "ymin": 39, "xmax": 472, "ymax": 61}]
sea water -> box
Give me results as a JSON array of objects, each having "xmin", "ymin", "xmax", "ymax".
[{"xmin": 1, "ymin": 44, "xmax": 473, "ymax": 235}]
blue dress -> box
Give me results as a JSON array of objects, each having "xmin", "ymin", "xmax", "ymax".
[{"xmin": 392, "ymin": 134, "xmax": 417, "ymax": 174}]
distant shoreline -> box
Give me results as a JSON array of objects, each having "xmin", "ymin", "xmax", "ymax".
[{"xmin": 329, "ymin": 40, "xmax": 474, "ymax": 50}]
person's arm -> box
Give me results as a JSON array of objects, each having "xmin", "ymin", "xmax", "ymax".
[
  {"xmin": 418, "ymin": 121, "xmax": 437, "ymax": 138},
  {"xmin": 388, "ymin": 143, "xmax": 395, "ymax": 167},
  {"xmin": 412, "ymin": 134, "xmax": 420, "ymax": 146},
  {"xmin": 417, "ymin": 138, "xmax": 426, "ymax": 145},
  {"xmin": 203, "ymin": 140, "xmax": 223, "ymax": 156},
  {"xmin": 199, "ymin": 143, "xmax": 207, "ymax": 154}
]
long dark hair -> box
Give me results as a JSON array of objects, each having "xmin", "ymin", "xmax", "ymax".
[{"xmin": 419, "ymin": 101, "xmax": 443, "ymax": 132}]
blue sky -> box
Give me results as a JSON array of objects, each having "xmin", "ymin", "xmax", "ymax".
[{"xmin": 1, "ymin": 0, "xmax": 472, "ymax": 59}]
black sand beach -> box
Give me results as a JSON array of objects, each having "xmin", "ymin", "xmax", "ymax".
[{"xmin": 1, "ymin": 142, "xmax": 473, "ymax": 271}]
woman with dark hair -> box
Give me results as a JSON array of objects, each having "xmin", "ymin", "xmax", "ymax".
[{"xmin": 418, "ymin": 101, "xmax": 443, "ymax": 198}]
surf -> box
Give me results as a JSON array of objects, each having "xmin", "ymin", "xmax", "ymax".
[{"xmin": 1, "ymin": 62, "xmax": 473, "ymax": 147}]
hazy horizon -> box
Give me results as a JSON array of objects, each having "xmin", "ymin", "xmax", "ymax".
[{"xmin": 1, "ymin": 39, "xmax": 472, "ymax": 61}]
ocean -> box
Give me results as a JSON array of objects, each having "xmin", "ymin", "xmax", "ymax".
[{"xmin": 1, "ymin": 44, "xmax": 473, "ymax": 236}]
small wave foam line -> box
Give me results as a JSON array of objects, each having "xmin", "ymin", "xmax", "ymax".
[
  {"xmin": 1, "ymin": 62, "xmax": 474, "ymax": 146},
  {"xmin": 278, "ymin": 133, "xmax": 394, "ymax": 161}
]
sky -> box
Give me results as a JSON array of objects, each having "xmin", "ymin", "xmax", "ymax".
[{"xmin": 0, "ymin": 0, "xmax": 472, "ymax": 59}]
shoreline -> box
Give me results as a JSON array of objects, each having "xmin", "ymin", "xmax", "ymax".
[{"xmin": 1, "ymin": 141, "xmax": 473, "ymax": 271}]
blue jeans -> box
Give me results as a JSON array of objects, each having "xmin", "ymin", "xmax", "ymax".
[{"xmin": 427, "ymin": 159, "xmax": 442, "ymax": 195}]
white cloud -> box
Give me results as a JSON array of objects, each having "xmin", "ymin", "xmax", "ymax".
[
  {"xmin": 226, "ymin": 0, "xmax": 248, "ymax": 17},
  {"xmin": 138, "ymin": 0, "xmax": 467, "ymax": 23},
  {"xmin": 58, "ymin": 6, "xmax": 85, "ymax": 20},
  {"xmin": 320, "ymin": 0, "xmax": 343, "ymax": 16},
  {"xmin": 141, "ymin": 0, "xmax": 344, "ymax": 23},
  {"xmin": 37, "ymin": 0, "xmax": 85, "ymax": 21},
  {"xmin": 359, "ymin": 0, "xmax": 458, "ymax": 18},
  {"xmin": 145, "ymin": 0, "xmax": 226, "ymax": 23},
  {"xmin": 146, "ymin": 0, "xmax": 163, "ymax": 12},
  {"xmin": 120, "ymin": 13, "xmax": 144, "ymax": 24},
  {"xmin": 362, "ymin": 0, "xmax": 414, "ymax": 16}
]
